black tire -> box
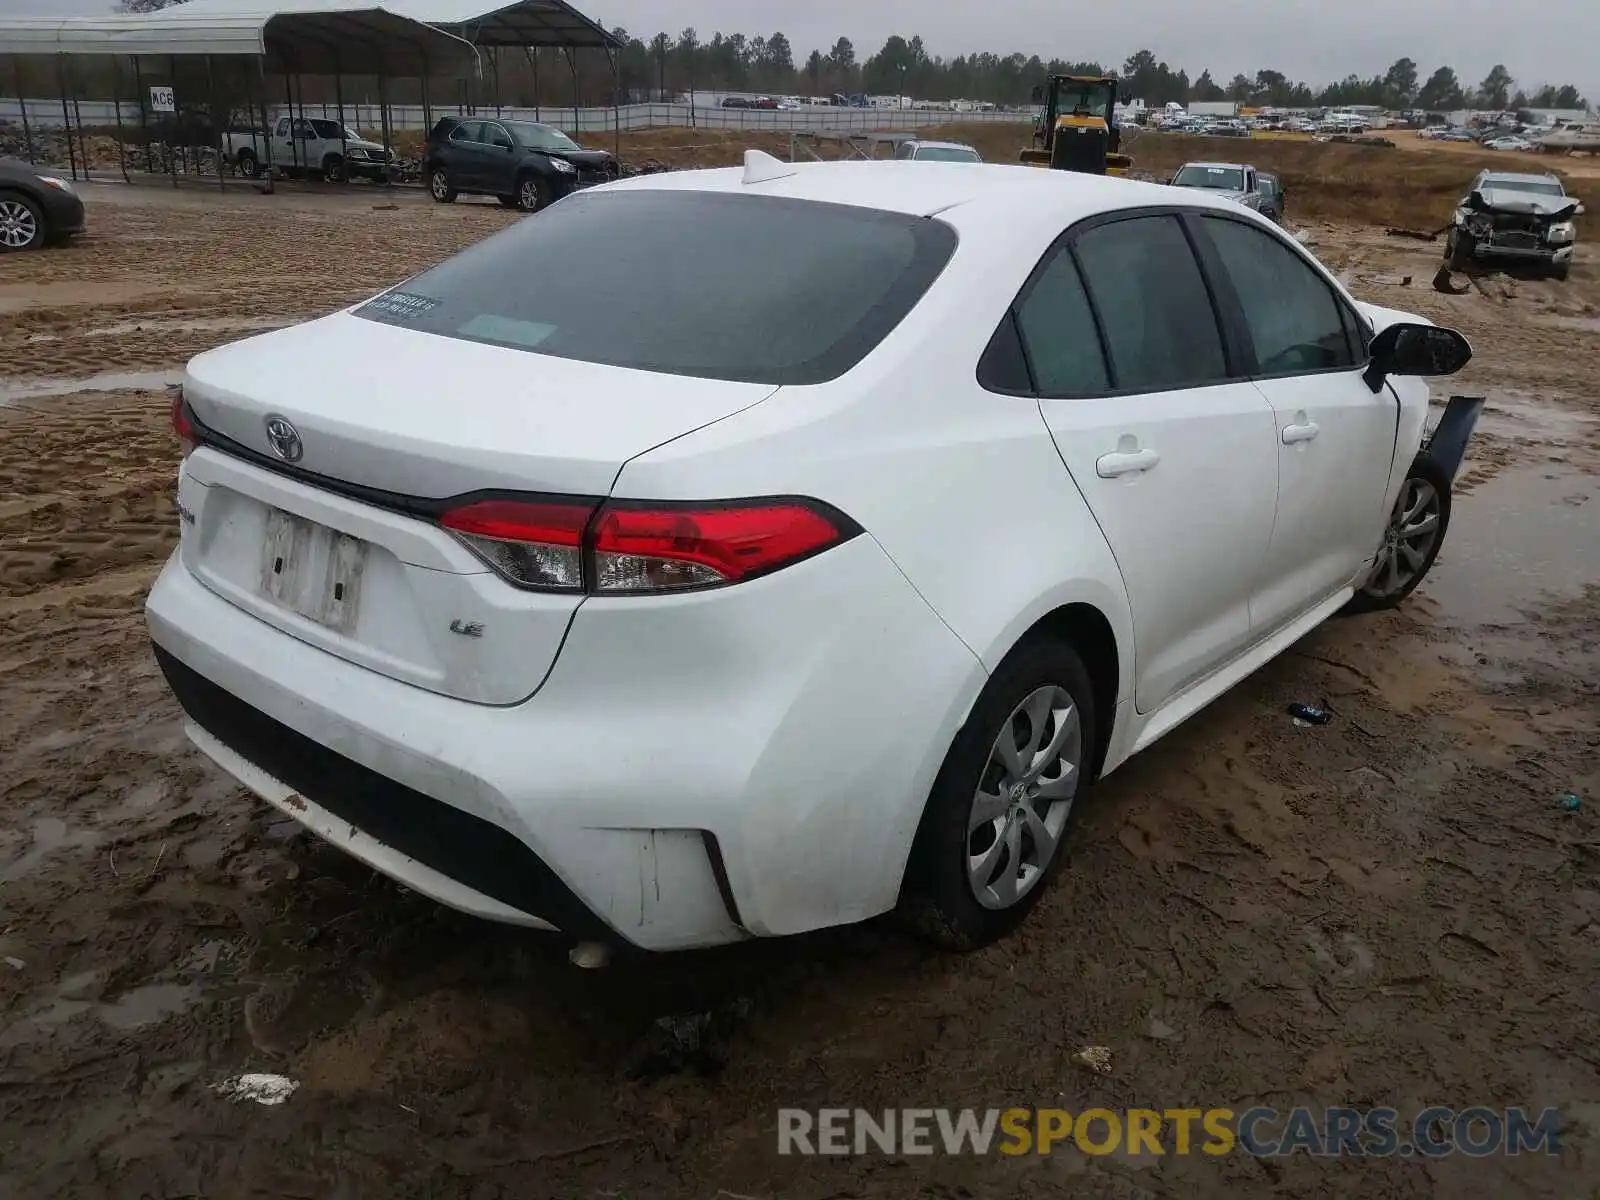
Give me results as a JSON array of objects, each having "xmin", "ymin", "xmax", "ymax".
[
  {"xmin": 898, "ymin": 636, "xmax": 1097, "ymax": 951},
  {"xmin": 515, "ymin": 172, "xmax": 551, "ymax": 213},
  {"xmin": 428, "ymin": 166, "xmax": 457, "ymax": 203},
  {"xmin": 497, "ymin": 194, "xmax": 519, "ymax": 208},
  {"xmin": 0, "ymin": 189, "xmax": 47, "ymax": 253},
  {"xmin": 322, "ymin": 154, "xmax": 346, "ymax": 184},
  {"xmin": 237, "ymin": 150, "xmax": 260, "ymax": 179},
  {"xmin": 1448, "ymin": 230, "xmax": 1475, "ymax": 271},
  {"xmin": 1343, "ymin": 454, "xmax": 1452, "ymax": 615},
  {"xmin": 1551, "ymin": 262, "xmax": 1571, "ymax": 281}
]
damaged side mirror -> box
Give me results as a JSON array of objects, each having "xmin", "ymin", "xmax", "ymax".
[{"xmin": 1364, "ymin": 322, "xmax": 1473, "ymax": 392}]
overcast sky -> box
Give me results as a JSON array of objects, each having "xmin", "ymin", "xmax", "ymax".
[{"xmin": 4, "ymin": 0, "xmax": 1597, "ymax": 101}]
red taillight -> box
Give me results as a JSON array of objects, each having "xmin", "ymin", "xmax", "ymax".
[
  {"xmin": 440, "ymin": 499, "xmax": 592, "ymax": 592},
  {"xmin": 590, "ymin": 502, "xmax": 847, "ymax": 593},
  {"xmin": 171, "ymin": 389, "xmax": 197, "ymax": 458},
  {"xmin": 437, "ymin": 497, "xmax": 855, "ymax": 595}
]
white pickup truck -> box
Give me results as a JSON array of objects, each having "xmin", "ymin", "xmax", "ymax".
[{"xmin": 223, "ymin": 116, "xmax": 396, "ymax": 183}]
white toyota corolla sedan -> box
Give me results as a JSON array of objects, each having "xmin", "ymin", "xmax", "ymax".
[{"xmin": 147, "ymin": 152, "xmax": 1475, "ymax": 954}]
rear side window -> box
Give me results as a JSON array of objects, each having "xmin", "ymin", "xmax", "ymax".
[
  {"xmin": 1012, "ymin": 246, "xmax": 1109, "ymax": 395},
  {"xmin": 1198, "ymin": 216, "xmax": 1358, "ymax": 375},
  {"xmin": 356, "ymin": 190, "xmax": 956, "ymax": 385},
  {"xmin": 1074, "ymin": 215, "xmax": 1229, "ymax": 392}
]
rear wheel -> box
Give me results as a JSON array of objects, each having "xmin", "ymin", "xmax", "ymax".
[
  {"xmin": 1345, "ymin": 455, "xmax": 1451, "ymax": 613},
  {"xmin": 1447, "ymin": 230, "xmax": 1475, "ymax": 271},
  {"xmin": 0, "ymin": 191, "xmax": 46, "ymax": 253},
  {"xmin": 236, "ymin": 149, "xmax": 261, "ymax": 179},
  {"xmin": 899, "ymin": 637, "xmax": 1095, "ymax": 950},
  {"xmin": 428, "ymin": 167, "xmax": 457, "ymax": 203}
]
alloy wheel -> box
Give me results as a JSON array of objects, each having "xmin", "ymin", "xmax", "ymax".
[
  {"xmin": 519, "ymin": 177, "xmax": 541, "ymax": 211},
  {"xmin": 1365, "ymin": 478, "xmax": 1442, "ymax": 599},
  {"xmin": 966, "ymin": 685, "xmax": 1081, "ymax": 910},
  {"xmin": 0, "ymin": 200, "xmax": 38, "ymax": 249},
  {"xmin": 430, "ymin": 170, "xmax": 449, "ymax": 200}
]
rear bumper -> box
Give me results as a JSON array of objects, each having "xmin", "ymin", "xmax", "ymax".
[{"xmin": 146, "ymin": 533, "xmax": 983, "ymax": 950}]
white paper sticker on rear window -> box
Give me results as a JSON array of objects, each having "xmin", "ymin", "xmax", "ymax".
[{"xmin": 361, "ymin": 291, "xmax": 441, "ymax": 320}]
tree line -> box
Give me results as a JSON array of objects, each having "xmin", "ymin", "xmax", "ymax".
[{"xmin": 608, "ymin": 33, "xmax": 1587, "ymax": 113}]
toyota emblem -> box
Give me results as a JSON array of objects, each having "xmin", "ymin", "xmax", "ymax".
[{"xmin": 263, "ymin": 414, "xmax": 304, "ymax": 463}]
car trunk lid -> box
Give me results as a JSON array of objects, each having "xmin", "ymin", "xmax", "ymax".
[{"xmin": 177, "ymin": 313, "xmax": 777, "ymax": 704}]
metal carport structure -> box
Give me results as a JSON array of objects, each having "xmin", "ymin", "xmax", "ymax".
[
  {"xmin": 0, "ymin": 4, "xmax": 477, "ymax": 184},
  {"xmin": 385, "ymin": 0, "xmax": 625, "ymax": 154}
]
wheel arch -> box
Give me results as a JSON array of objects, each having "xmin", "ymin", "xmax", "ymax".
[{"xmin": 1011, "ymin": 602, "xmax": 1122, "ymax": 782}]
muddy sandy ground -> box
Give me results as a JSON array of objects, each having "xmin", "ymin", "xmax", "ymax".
[{"xmin": 1, "ymin": 170, "xmax": 1598, "ymax": 1200}]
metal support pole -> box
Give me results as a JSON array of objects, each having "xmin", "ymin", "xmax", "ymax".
[
  {"xmin": 294, "ymin": 74, "xmax": 309, "ymax": 175},
  {"xmin": 335, "ymin": 70, "xmax": 348, "ymax": 184},
  {"xmin": 564, "ymin": 47, "xmax": 578, "ymax": 134},
  {"xmin": 376, "ymin": 71, "xmax": 394, "ymax": 193},
  {"xmin": 13, "ymin": 58, "xmax": 34, "ymax": 164},
  {"xmin": 207, "ymin": 55, "xmax": 223, "ymax": 190},
  {"xmin": 133, "ymin": 56, "xmax": 153, "ymax": 173},
  {"xmin": 56, "ymin": 56, "xmax": 78, "ymax": 182},
  {"xmin": 255, "ymin": 57, "xmax": 275, "ymax": 179},
  {"xmin": 168, "ymin": 55, "xmax": 180, "ymax": 183},
  {"xmin": 284, "ymin": 72, "xmax": 297, "ymax": 173},
  {"xmin": 490, "ymin": 47, "xmax": 502, "ymax": 117},
  {"xmin": 523, "ymin": 46, "xmax": 539, "ymax": 121},
  {"xmin": 111, "ymin": 55, "xmax": 130, "ymax": 183},
  {"xmin": 608, "ymin": 47, "xmax": 620, "ymax": 159},
  {"xmin": 71, "ymin": 75, "xmax": 87, "ymax": 183},
  {"xmin": 420, "ymin": 55, "xmax": 432, "ymax": 133}
]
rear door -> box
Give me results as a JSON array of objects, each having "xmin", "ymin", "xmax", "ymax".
[
  {"xmin": 1188, "ymin": 212, "xmax": 1397, "ymax": 631},
  {"xmin": 1025, "ymin": 212, "xmax": 1280, "ymax": 713}
]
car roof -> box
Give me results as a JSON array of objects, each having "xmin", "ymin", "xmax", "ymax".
[
  {"xmin": 1182, "ymin": 161, "xmax": 1248, "ymax": 170},
  {"xmin": 597, "ymin": 159, "xmax": 1262, "ymax": 230},
  {"xmin": 907, "ymin": 140, "xmax": 978, "ymax": 151}
]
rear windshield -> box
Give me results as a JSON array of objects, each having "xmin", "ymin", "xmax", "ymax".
[
  {"xmin": 914, "ymin": 146, "xmax": 981, "ymax": 163},
  {"xmin": 354, "ymin": 189, "xmax": 957, "ymax": 385}
]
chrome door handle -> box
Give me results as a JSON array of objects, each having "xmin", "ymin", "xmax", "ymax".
[
  {"xmin": 1095, "ymin": 448, "xmax": 1161, "ymax": 478},
  {"xmin": 1282, "ymin": 421, "xmax": 1320, "ymax": 445}
]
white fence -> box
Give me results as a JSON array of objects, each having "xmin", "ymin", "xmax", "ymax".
[{"xmin": 0, "ymin": 97, "xmax": 1029, "ymax": 135}]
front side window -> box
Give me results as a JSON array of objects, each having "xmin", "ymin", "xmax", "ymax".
[
  {"xmin": 1198, "ymin": 216, "xmax": 1357, "ymax": 375},
  {"xmin": 276, "ymin": 117, "xmax": 290, "ymax": 136},
  {"xmin": 1011, "ymin": 246, "xmax": 1109, "ymax": 395},
  {"xmin": 355, "ymin": 190, "xmax": 957, "ymax": 386},
  {"xmin": 1073, "ymin": 215, "xmax": 1229, "ymax": 392}
]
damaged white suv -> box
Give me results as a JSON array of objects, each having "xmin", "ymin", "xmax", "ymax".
[
  {"xmin": 1447, "ymin": 170, "xmax": 1582, "ymax": 280},
  {"xmin": 147, "ymin": 155, "xmax": 1479, "ymax": 955}
]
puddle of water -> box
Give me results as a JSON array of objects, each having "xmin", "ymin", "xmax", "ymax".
[
  {"xmin": 1423, "ymin": 463, "xmax": 1600, "ymax": 625},
  {"xmin": 96, "ymin": 983, "xmax": 201, "ymax": 1032},
  {"xmin": 22, "ymin": 316, "xmax": 289, "ymax": 345},
  {"xmin": 0, "ymin": 369, "xmax": 183, "ymax": 404}
]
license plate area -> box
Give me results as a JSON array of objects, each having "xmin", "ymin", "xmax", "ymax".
[{"xmin": 259, "ymin": 507, "xmax": 368, "ymax": 635}]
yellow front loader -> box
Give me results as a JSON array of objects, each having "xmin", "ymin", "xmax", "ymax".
[{"xmin": 1021, "ymin": 75, "xmax": 1132, "ymax": 176}]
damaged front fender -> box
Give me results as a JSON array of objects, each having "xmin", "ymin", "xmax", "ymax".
[{"xmin": 1423, "ymin": 395, "xmax": 1486, "ymax": 482}]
